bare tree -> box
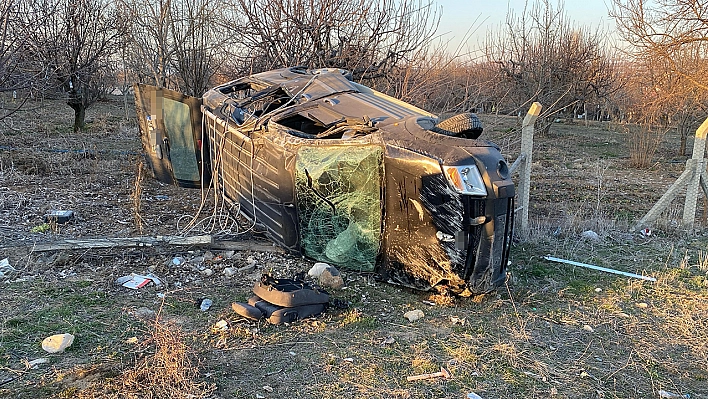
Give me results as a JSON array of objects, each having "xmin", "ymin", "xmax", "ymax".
[
  {"xmin": 19, "ymin": 0, "xmax": 125, "ymax": 131},
  {"xmin": 0, "ymin": 0, "xmax": 32, "ymax": 120},
  {"xmin": 612, "ymin": 0, "xmax": 708, "ymax": 91},
  {"xmin": 485, "ymin": 0, "xmax": 619, "ymax": 127},
  {"xmin": 168, "ymin": 0, "xmax": 223, "ymax": 96},
  {"xmin": 118, "ymin": 0, "xmax": 226, "ymax": 96},
  {"xmin": 224, "ymin": 0, "xmax": 440, "ymax": 83},
  {"xmin": 611, "ymin": 0, "xmax": 708, "ymax": 156},
  {"xmin": 118, "ymin": 0, "xmax": 174, "ymax": 89}
]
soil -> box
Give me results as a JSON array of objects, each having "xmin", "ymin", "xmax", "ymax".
[{"xmin": 1, "ymin": 96, "xmax": 706, "ymax": 399}]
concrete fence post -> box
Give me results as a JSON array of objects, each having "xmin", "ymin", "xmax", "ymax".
[
  {"xmin": 517, "ymin": 102, "xmax": 542, "ymax": 237},
  {"xmin": 636, "ymin": 116, "xmax": 708, "ymax": 230},
  {"xmin": 682, "ymin": 118, "xmax": 708, "ymax": 228}
]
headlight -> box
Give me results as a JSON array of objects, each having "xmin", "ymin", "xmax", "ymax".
[{"xmin": 442, "ymin": 164, "xmax": 487, "ymax": 196}]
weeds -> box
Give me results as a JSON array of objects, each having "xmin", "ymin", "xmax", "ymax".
[
  {"xmin": 131, "ymin": 159, "xmax": 144, "ymax": 234},
  {"xmin": 76, "ymin": 319, "xmax": 214, "ymax": 399}
]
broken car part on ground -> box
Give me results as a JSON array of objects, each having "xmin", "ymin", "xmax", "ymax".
[{"xmin": 134, "ymin": 67, "xmax": 515, "ymax": 295}]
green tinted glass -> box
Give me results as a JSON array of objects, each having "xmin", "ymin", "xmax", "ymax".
[{"xmin": 163, "ymin": 98, "xmax": 199, "ymax": 182}]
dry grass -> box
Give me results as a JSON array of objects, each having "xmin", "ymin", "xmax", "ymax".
[
  {"xmin": 1, "ymin": 99, "xmax": 708, "ymax": 398},
  {"xmin": 74, "ymin": 318, "xmax": 215, "ymax": 399}
]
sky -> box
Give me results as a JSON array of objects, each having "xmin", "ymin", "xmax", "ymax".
[{"xmin": 434, "ymin": 0, "xmax": 616, "ymax": 55}]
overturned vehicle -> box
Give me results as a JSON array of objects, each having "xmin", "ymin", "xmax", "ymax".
[{"xmin": 134, "ymin": 67, "xmax": 514, "ymax": 295}]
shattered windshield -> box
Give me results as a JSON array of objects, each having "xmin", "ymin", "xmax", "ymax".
[{"xmin": 295, "ymin": 145, "xmax": 383, "ymax": 271}]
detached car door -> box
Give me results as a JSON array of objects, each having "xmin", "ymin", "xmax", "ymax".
[{"xmin": 134, "ymin": 84, "xmax": 208, "ymax": 188}]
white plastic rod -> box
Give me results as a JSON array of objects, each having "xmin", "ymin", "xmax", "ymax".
[{"xmin": 543, "ymin": 256, "xmax": 657, "ymax": 282}]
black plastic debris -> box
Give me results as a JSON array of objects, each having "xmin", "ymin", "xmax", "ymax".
[
  {"xmin": 45, "ymin": 210, "xmax": 74, "ymax": 224},
  {"xmin": 231, "ymin": 274, "xmax": 329, "ymax": 325}
]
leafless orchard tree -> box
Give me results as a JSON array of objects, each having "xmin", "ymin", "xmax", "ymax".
[
  {"xmin": 611, "ymin": 0, "xmax": 708, "ymax": 157},
  {"xmin": 119, "ymin": 0, "xmax": 227, "ymax": 97},
  {"xmin": 0, "ymin": 0, "xmax": 23, "ymax": 92},
  {"xmin": 485, "ymin": 0, "xmax": 619, "ymax": 128},
  {"xmin": 0, "ymin": 0, "xmax": 31, "ymax": 120},
  {"xmin": 612, "ymin": 0, "xmax": 708, "ymax": 91},
  {"xmin": 118, "ymin": 0, "xmax": 174, "ymax": 89},
  {"xmin": 18, "ymin": 0, "xmax": 125, "ymax": 131},
  {"xmin": 223, "ymin": 0, "xmax": 440, "ymax": 83},
  {"xmin": 168, "ymin": 0, "xmax": 223, "ymax": 96}
]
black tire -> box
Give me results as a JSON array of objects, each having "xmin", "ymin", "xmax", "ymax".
[{"xmin": 432, "ymin": 113, "xmax": 483, "ymax": 139}]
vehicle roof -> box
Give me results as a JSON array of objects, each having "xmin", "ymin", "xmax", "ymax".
[{"xmin": 242, "ymin": 67, "xmax": 436, "ymax": 124}]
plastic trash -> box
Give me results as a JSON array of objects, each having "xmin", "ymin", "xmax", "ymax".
[
  {"xmin": 200, "ymin": 298, "xmax": 213, "ymax": 311},
  {"xmin": 658, "ymin": 390, "xmax": 690, "ymax": 399},
  {"xmin": 308, "ymin": 262, "xmax": 330, "ymax": 278},
  {"xmin": 0, "ymin": 258, "xmax": 15, "ymax": 278},
  {"xmin": 45, "ymin": 210, "xmax": 74, "ymax": 224}
]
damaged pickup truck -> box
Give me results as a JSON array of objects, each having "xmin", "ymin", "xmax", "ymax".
[{"xmin": 134, "ymin": 67, "xmax": 515, "ymax": 295}]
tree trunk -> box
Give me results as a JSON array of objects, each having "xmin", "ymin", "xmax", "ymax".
[
  {"xmin": 68, "ymin": 100, "xmax": 86, "ymax": 132},
  {"xmin": 679, "ymin": 124, "xmax": 688, "ymax": 156}
]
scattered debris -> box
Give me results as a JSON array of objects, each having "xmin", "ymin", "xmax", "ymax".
[
  {"xmin": 125, "ymin": 337, "xmax": 139, "ymax": 344},
  {"xmin": 26, "ymin": 358, "xmax": 50, "ymax": 369},
  {"xmin": 579, "ymin": 370, "xmax": 596, "ymax": 379},
  {"xmin": 594, "ymin": 287, "xmax": 602, "ymax": 292},
  {"xmin": 30, "ymin": 223, "xmax": 50, "ymax": 233},
  {"xmin": 544, "ymin": 256, "xmax": 657, "ymax": 282},
  {"xmin": 116, "ymin": 273, "xmax": 162, "ymax": 289},
  {"xmin": 222, "ymin": 267, "xmax": 238, "ymax": 278},
  {"xmin": 44, "ymin": 210, "xmax": 74, "ymax": 224},
  {"xmin": 343, "ymin": 357, "xmax": 354, "ymax": 362},
  {"xmin": 640, "ymin": 228, "xmax": 652, "ymax": 237},
  {"xmin": 232, "ymin": 274, "xmax": 329, "ymax": 325},
  {"xmin": 318, "ymin": 265, "xmax": 344, "ymax": 289},
  {"xmin": 382, "ymin": 337, "xmax": 395, "ymax": 345},
  {"xmin": 263, "ymin": 385, "xmax": 274, "ymax": 393},
  {"xmin": 41, "ymin": 333, "xmax": 75, "ymax": 353},
  {"xmin": 154, "ymin": 195, "xmax": 170, "ymax": 200},
  {"xmin": 24, "ymin": 235, "xmax": 213, "ymax": 252},
  {"xmin": 583, "ymin": 325, "xmax": 594, "ymax": 332},
  {"xmin": 580, "ymin": 230, "xmax": 600, "ymax": 242},
  {"xmin": 200, "ymin": 298, "xmax": 213, "ymax": 311},
  {"xmin": 450, "ymin": 316, "xmax": 466, "ymax": 325},
  {"xmin": 406, "ymin": 366, "xmax": 451, "ymax": 381},
  {"xmin": 307, "ymin": 262, "xmax": 344, "ymax": 289},
  {"xmin": 0, "ymin": 258, "xmax": 15, "ymax": 278},
  {"xmin": 658, "ymin": 389, "xmax": 690, "ymax": 399},
  {"xmin": 636, "ymin": 302, "xmax": 649, "ymax": 309},
  {"xmin": 172, "ymin": 257, "xmax": 185, "ymax": 266},
  {"xmin": 308, "ymin": 262, "xmax": 330, "ymax": 278},
  {"xmin": 213, "ymin": 320, "xmax": 228, "ymax": 332},
  {"xmin": 466, "ymin": 392, "xmax": 483, "ymax": 399},
  {"xmin": 237, "ymin": 257, "xmax": 257, "ymax": 273},
  {"xmin": 404, "ymin": 309, "xmax": 425, "ymax": 322}
]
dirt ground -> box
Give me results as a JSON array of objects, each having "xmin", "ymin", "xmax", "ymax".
[{"xmin": 1, "ymin": 96, "xmax": 707, "ymax": 398}]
